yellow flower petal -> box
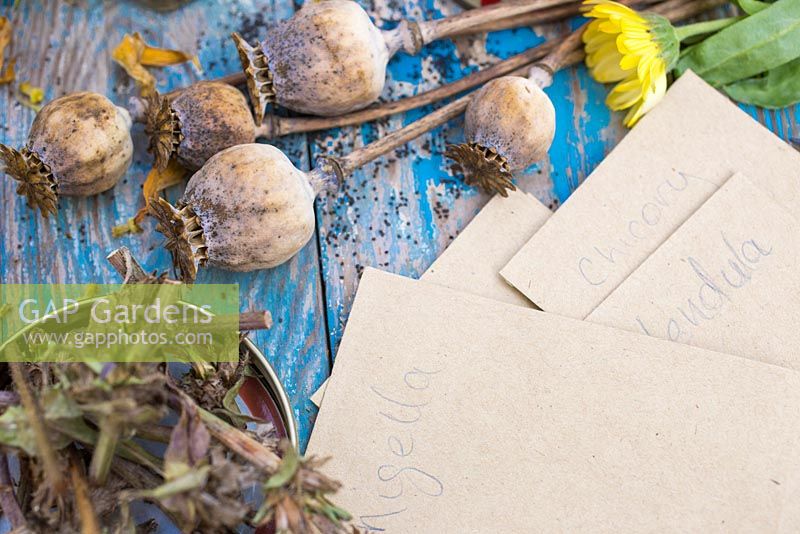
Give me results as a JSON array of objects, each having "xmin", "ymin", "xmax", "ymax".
[
  {"xmin": 19, "ymin": 82, "xmax": 44, "ymax": 104},
  {"xmin": 607, "ymin": 76, "xmax": 643, "ymax": 110},
  {"xmin": 113, "ymin": 33, "xmax": 156, "ymax": 94},
  {"xmin": 582, "ymin": 0, "xmax": 671, "ymax": 127},
  {"xmin": 140, "ymin": 46, "xmax": 196, "ymax": 68}
]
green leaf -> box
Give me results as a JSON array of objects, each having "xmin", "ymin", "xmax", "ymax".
[
  {"xmin": 221, "ymin": 376, "xmax": 245, "ymax": 415},
  {"xmin": 0, "ymin": 388, "xmax": 81, "ymax": 454},
  {"xmin": 677, "ymin": 0, "xmax": 800, "ymax": 86},
  {"xmin": 724, "ymin": 56, "xmax": 800, "ymax": 108},
  {"xmin": 264, "ymin": 446, "xmax": 299, "ymax": 490},
  {"xmin": 736, "ymin": 0, "xmax": 772, "ymax": 15}
]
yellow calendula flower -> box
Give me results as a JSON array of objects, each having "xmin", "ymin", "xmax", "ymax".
[{"xmin": 582, "ymin": 0, "xmax": 679, "ymax": 127}]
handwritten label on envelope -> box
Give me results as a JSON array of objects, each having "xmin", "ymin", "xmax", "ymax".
[
  {"xmin": 588, "ymin": 173, "xmax": 800, "ymax": 369},
  {"xmin": 501, "ymin": 70, "xmax": 800, "ymax": 319},
  {"xmin": 307, "ymin": 269, "xmax": 800, "ymax": 532},
  {"xmin": 310, "ymin": 190, "xmax": 551, "ymax": 407}
]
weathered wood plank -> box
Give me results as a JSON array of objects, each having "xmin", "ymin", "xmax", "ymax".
[{"xmin": 0, "ymin": 0, "xmax": 329, "ymax": 450}]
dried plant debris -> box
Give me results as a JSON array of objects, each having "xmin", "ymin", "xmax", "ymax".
[
  {"xmin": 111, "ymin": 159, "xmax": 189, "ymax": 239},
  {"xmin": 112, "ymin": 33, "xmax": 199, "ymax": 96},
  {"xmin": 0, "ymin": 251, "xmax": 351, "ymax": 532},
  {"xmin": 0, "ymin": 17, "xmax": 14, "ymax": 84},
  {"xmin": 0, "ymin": 362, "xmax": 353, "ymax": 533}
]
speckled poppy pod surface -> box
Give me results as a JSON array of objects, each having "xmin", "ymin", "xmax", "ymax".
[
  {"xmin": 231, "ymin": 0, "xmax": 572, "ymax": 122},
  {"xmin": 446, "ymin": 29, "xmax": 584, "ymax": 196},
  {"xmin": 0, "ymin": 92, "xmax": 133, "ymax": 218},
  {"xmin": 149, "ymin": 91, "xmax": 472, "ymax": 282},
  {"xmin": 142, "ymin": 81, "xmax": 257, "ymax": 172}
]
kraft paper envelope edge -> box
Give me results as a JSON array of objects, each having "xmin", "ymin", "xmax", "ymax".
[
  {"xmin": 500, "ymin": 70, "xmax": 800, "ymax": 319},
  {"xmin": 309, "ymin": 190, "xmax": 551, "ymax": 407},
  {"xmin": 588, "ymin": 172, "xmax": 800, "ymax": 369},
  {"xmin": 422, "ymin": 189, "xmax": 551, "ymax": 307},
  {"xmin": 308, "ymin": 268, "xmax": 800, "ymax": 532}
]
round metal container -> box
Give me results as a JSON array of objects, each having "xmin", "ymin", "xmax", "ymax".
[{"xmin": 240, "ymin": 337, "xmax": 299, "ymax": 449}]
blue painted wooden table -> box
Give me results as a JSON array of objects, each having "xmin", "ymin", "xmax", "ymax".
[{"xmin": 1, "ymin": 0, "xmax": 797, "ymax": 451}]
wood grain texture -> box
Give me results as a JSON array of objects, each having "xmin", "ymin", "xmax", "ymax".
[
  {"xmin": 1, "ymin": 0, "xmax": 798, "ymax": 453},
  {"xmin": 0, "ymin": 0, "xmax": 330, "ymax": 450}
]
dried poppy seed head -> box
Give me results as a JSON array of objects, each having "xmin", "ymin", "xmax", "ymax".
[
  {"xmin": 151, "ymin": 144, "xmax": 319, "ymax": 280},
  {"xmin": 146, "ymin": 83, "xmax": 256, "ymax": 172},
  {"xmin": 449, "ymin": 76, "xmax": 555, "ymax": 194},
  {"xmin": 172, "ymin": 82, "xmax": 256, "ymax": 171},
  {"xmin": 233, "ymin": 0, "xmax": 390, "ymax": 121},
  {"xmin": 0, "ymin": 92, "xmax": 133, "ymax": 217}
]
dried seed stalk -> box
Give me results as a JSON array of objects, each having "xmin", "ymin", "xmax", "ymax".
[
  {"xmin": 68, "ymin": 450, "xmax": 102, "ymax": 534},
  {"xmin": 9, "ymin": 363, "xmax": 67, "ymax": 496}
]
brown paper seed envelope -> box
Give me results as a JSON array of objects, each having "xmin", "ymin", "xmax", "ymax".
[
  {"xmin": 423, "ymin": 189, "xmax": 550, "ymax": 307},
  {"xmin": 588, "ymin": 172, "xmax": 800, "ymax": 369},
  {"xmin": 307, "ymin": 268, "xmax": 800, "ymax": 532},
  {"xmin": 501, "ymin": 70, "xmax": 800, "ymax": 319},
  {"xmin": 310, "ymin": 190, "xmax": 551, "ymax": 407}
]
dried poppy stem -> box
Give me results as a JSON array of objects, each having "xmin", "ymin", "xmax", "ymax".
[
  {"xmin": 652, "ymin": 0, "xmax": 728, "ymax": 19},
  {"xmin": 466, "ymin": 0, "xmax": 665, "ymax": 33},
  {"xmin": 415, "ymin": 0, "xmax": 576, "ymax": 44},
  {"xmin": 326, "ymin": 94, "xmax": 474, "ymax": 178},
  {"xmin": 68, "ymin": 450, "xmax": 102, "ymax": 534},
  {"xmin": 88, "ymin": 417, "xmax": 121, "ymax": 485},
  {"xmin": 256, "ymin": 39, "xmax": 559, "ymax": 139},
  {"xmin": 255, "ymin": 0, "xmax": 675, "ymax": 138},
  {"xmin": 9, "ymin": 363, "xmax": 67, "ymax": 496},
  {"xmin": 0, "ymin": 453, "xmax": 26, "ymax": 529}
]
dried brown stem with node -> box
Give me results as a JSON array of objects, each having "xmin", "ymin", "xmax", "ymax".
[
  {"xmin": 9, "ymin": 363, "xmax": 68, "ymax": 497},
  {"xmin": 68, "ymin": 450, "xmax": 102, "ymax": 534}
]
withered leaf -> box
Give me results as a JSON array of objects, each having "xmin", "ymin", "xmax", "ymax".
[
  {"xmin": 139, "ymin": 159, "xmax": 188, "ymax": 221},
  {"xmin": 112, "ymin": 159, "xmax": 187, "ymax": 238},
  {"xmin": 0, "ymin": 17, "xmax": 13, "ymax": 85},
  {"xmin": 112, "ymin": 32, "xmax": 199, "ymax": 96},
  {"xmin": 164, "ymin": 400, "xmax": 210, "ymax": 480}
]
